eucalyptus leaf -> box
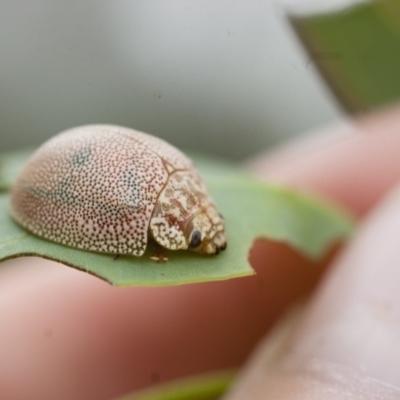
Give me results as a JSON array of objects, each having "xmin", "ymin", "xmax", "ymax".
[
  {"xmin": 113, "ymin": 370, "xmax": 235, "ymax": 400},
  {"xmin": 0, "ymin": 148, "xmax": 33, "ymax": 192},
  {"xmin": 0, "ymin": 149, "xmax": 354, "ymax": 286}
]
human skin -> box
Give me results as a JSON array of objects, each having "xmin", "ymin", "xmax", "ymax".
[{"xmin": 2, "ymin": 105, "xmax": 400, "ymax": 399}]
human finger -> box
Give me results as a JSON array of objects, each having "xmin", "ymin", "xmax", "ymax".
[
  {"xmin": 225, "ymin": 173, "xmax": 400, "ymax": 400},
  {"xmin": 3, "ymin": 105, "xmax": 400, "ymax": 399}
]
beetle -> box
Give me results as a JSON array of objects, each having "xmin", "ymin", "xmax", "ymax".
[{"xmin": 10, "ymin": 125, "xmax": 227, "ymax": 261}]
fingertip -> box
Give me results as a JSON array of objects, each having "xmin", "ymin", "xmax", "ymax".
[{"xmin": 247, "ymin": 104, "xmax": 400, "ymax": 216}]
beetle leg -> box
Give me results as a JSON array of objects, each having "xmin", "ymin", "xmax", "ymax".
[
  {"xmin": 113, "ymin": 254, "xmax": 120, "ymax": 261},
  {"xmin": 150, "ymin": 242, "xmax": 169, "ymax": 262}
]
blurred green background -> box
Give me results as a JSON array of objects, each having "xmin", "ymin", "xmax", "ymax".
[{"xmin": 0, "ymin": 0, "xmax": 342, "ymax": 160}]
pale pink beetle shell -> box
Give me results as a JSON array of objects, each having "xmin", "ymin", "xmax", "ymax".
[{"xmin": 10, "ymin": 125, "xmax": 222, "ymax": 256}]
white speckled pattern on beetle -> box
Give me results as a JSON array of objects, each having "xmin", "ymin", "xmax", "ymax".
[{"xmin": 10, "ymin": 125, "xmax": 227, "ymax": 259}]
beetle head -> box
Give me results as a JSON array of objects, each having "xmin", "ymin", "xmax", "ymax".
[{"xmin": 185, "ymin": 205, "xmax": 227, "ymax": 255}]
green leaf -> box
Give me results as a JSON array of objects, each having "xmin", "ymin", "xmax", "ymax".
[
  {"xmin": 0, "ymin": 149, "xmax": 354, "ymax": 286},
  {"xmin": 113, "ymin": 370, "xmax": 235, "ymax": 400},
  {"xmin": 0, "ymin": 148, "xmax": 33, "ymax": 192},
  {"xmin": 290, "ymin": 0, "xmax": 400, "ymax": 113}
]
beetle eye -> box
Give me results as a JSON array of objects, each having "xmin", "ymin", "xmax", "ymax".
[{"xmin": 189, "ymin": 230, "xmax": 202, "ymax": 248}]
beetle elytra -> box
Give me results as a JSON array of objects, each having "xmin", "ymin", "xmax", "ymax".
[{"xmin": 10, "ymin": 125, "xmax": 227, "ymax": 261}]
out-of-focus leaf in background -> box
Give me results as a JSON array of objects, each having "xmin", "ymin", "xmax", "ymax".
[
  {"xmin": 113, "ymin": 370, "xmax": 235, "ymax": 400},
  {"xmin": 290, "ymin": 0, "xmax": 400, "ymax": 113}
]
